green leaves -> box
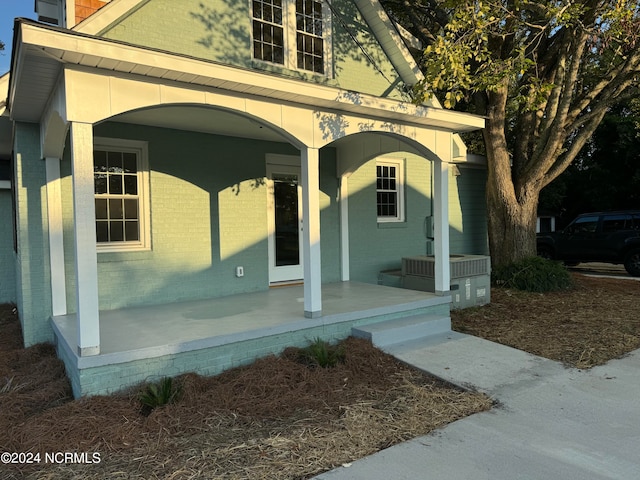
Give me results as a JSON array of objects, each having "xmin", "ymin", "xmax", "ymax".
[{"xmin": 403, "ymin": 0, "xmax": 640, "ymax": 110}]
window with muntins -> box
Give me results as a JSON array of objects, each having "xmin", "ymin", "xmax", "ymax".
[
  {"xmin": 252, "ymin": 0, "xmax": 328, "ymax": 74},
  {"xmin": 377, "ymin": 160, "xmax": 404, "ymax": 222},
  {"xmin": 93, "ymin": 138, "xmax": 150, "ymax": 251},
  {"xmin": 252, "ymin": 0, "xmax": 285, "ymax": 64}
]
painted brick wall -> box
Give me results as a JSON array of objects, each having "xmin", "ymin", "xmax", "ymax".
[
  {"xmin": 98, "ymin": 0, "xmax": 406, "ymax": 100},
  {"xmin": 0, "ymin": 190, "xmax": 16, "ymax": 303},
  {"xmin": 348, "ymin": 153, "xmax": 489, "ymax": 284},
  {"xmin": 13, "ymin": 123, "xmax": 54, "ymax": 346},
  {"xmin": 58, "ymin": 123, "xmax": 341, "ymax": 314},
  {"xmin": 348, "ymin": 152, "xmax": 431, "ymax": 284}
]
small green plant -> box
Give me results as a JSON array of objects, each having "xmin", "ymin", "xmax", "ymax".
[
  {"xmin": 299, "ymin": 338, "xmax": 345, "ymax": 368},
  {"xmin": 492, "ymin": 256, "xmax": 573, "ymax": 292},
  {"xmin": 138, "ymin": 377, "xmax": 182, "ymax": 414}
]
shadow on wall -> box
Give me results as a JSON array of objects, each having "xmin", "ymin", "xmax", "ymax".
[{"xmin": 189, "ymin": 0, "xmax": 404, "ymax": 96}]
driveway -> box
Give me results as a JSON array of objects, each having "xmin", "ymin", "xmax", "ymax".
[{"xmin": 569, "ymin": 262, "xmax": 639, "ymax": 280}]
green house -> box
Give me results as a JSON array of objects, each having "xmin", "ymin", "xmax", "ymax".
[{"xmin": 0, "ymin": 0, "xmax": 488, "ymax": 397}]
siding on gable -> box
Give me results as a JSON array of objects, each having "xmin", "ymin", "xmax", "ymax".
[{"xmin": 98, "ymin": 0, "xmax": 408, "ymax": 99}]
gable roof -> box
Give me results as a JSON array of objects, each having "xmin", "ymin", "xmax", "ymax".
[
  {"xmin": 8, "ymin": 18, "xmax": 483, "ymax": 133},
  {"xmin": 76, "ymin": 0, "xmax": 424, "ymax": 88}
]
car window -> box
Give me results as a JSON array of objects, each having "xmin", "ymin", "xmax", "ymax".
[
  {"xmin": 568, "ymin": 216, "xmax": 599, "ymax": 233},
  {"xmin": 602, "ymin": 214, "xmax": 632, "ymax": 233}
]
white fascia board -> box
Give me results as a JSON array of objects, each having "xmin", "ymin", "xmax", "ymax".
[
  {"xmin": 73, "ymin": 0, "xmax": 144, "ymax": 34},
  {"xmin": 354, "ymin": 0, "xmax": 423, "ymax": 86},
  {"xmin": 17, "ymin": 21, "xmax": 484, "ymax": 132},
  {"xmin": 0, "ymin": 73, "xmax": 8, "ymax": 112}
]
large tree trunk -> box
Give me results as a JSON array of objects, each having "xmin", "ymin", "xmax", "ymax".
[{"xmin": 483, "ymin": 85, "xmax": 540, "ymax": 268}]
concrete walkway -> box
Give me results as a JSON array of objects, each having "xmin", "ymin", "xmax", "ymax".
[{"xmin": 314, "ymin": 332, "xmax": 640, "ymax": 480}]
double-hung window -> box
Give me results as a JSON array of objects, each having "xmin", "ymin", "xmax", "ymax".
[
  {"xmin": 252, "ymin": 0, "xmax": 329, "ymax": 75},
  {"xmin": 376, "ymin": 159, "xmax": 404, "ymax": 223},
  {"xmin": 93, "ymin": 138, "xmax": 150, "ymax": 251}
]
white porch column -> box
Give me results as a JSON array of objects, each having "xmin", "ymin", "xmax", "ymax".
[
  {"xmin": 339, "ymin": 175, "xmax": 350, "ymax": 281},
  {"xmin": 45, "ymin": 157, "xmax": 67, "ymax": 316},
  {"xmin": 70, "ymin": 122, "xmax": 100, "ymax": 356},
  {"xmin": 433, "ymin": 158, "xmax": 450, "ymax": 295},
  {"xmin": 301, "ymin": 147, "xmax": 322, "ymax": 317}
]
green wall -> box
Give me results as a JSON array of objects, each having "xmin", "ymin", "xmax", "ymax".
[
  {"xmin": 348, "ymin": 153, "xmax": 489, "ymax": 284},
  {"xmin": 449, "ymin": 166, "xmax": 489, "ymax": 255},
  {"xmin": 13, "ymin": 123, "xmax": 54, "ymax": 346},
  {"xmin": 348, "ymin": 152, "xmax": 431, "ymax": 283},
  {"xmin": 99, "ymin": 0, "xmax": 407, "ymax": 99},
  {"xmin": 59, "ymin": 123, "xmax": 341, "ymax": 313},
  {"xmin": 0, "ymin": 189, "xmax": 16, "ymax": 303}
]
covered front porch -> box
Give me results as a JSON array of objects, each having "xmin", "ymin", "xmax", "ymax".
[{"xmin": 52, "ymin": 282, "xmax": 451, "ymax": 397}]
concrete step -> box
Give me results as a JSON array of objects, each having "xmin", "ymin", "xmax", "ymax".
[{"xmin": 352, "ymin": 314, "xmax": 451, "ymax": 348}]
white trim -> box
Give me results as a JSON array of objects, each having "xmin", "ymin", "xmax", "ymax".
[
  {"xmin": 14, "ymin": 21, "xmax": 485, "ymax": 132},
  {"xmin": 93, "ymin": 137, "xmax": 151, "ymax": 253},
  {"xmin": 433, "ymin": 131, "xmax": 451, "ymax": 295},
  {"xmin": 45, "ymin": 157, "xmax": 67, "ymax": 316},
  {"xmin": 376, "ymin": 157, "xmax": 405, "ymax": 223},
  {"xmin": 266, "ymin": 156, "xmax": 304, "ymax": 284},
  {"xmin": 339, "ymin": 175, "xmax": 350, "ymax": 281},
  {"xmin": 70, "ymin": 122, "xmax": 100, "ymax": 356},
  {"xmin": 251, "ymin": 0, "xmax": 333, "ymax": 77},
  {"xmin": 64, "ymin": 0, "xmax": 76, "ymax": 28},
  {"xmin": 301, "ymin": 147, "xmax": 322, "ymax": 316}
]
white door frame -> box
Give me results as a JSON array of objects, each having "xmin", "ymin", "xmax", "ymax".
[{"xmin": 266, "ymin": 155, "xmax": 303, "ymax": 284}]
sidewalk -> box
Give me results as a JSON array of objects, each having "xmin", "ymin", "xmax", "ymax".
[{"xmin": 314, "ymin": 332, "xmax": 640, "ymax": 480}]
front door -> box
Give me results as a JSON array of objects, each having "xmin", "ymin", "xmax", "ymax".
[{"xmin": 267, "ymin": 159, "xmax": 303, "ymax": 283}]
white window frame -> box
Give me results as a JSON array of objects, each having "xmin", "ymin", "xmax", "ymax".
[
  {"xmin": 376, "ymin": 158, "xmax": 405, "ymax": 223},
  {"xmin": 94, "ymin": 137, "xmax": 151, "ymax": 253},
  {"xmin": 250, "ymin": 0, "xmax": 333, "ymax": 76}
]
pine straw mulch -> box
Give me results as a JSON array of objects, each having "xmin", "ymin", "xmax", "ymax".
[
  {"xmin": 452, "ymin": 274, "xmax": 640, "ymax": 369},
  {"xmin": 0, "ymin": 305, "xmax": 491, "ymax": 480}
]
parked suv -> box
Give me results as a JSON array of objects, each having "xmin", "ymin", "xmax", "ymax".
[{"xmin": 536, "ymin": 211, "xmax": 640, "ymax": 277}]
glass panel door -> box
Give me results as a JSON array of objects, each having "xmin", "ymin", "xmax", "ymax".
[{"xmin": 267, "ymin": 162, "xmax": 303, "ymax": 283}]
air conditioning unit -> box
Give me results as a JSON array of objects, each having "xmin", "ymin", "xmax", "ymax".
[{"xmin": 401, "ymin": 255, "xmax": 491, "ymax": 309}]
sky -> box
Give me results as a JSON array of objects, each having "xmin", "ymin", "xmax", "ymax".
[{"xmin": 1, "ymin": 0, "xmax": 37, "ymax": 74}]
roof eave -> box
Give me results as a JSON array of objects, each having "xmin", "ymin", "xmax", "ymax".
[{"xmin": 9, "ymin": 19, "xmax": 484, "ymax": 133}]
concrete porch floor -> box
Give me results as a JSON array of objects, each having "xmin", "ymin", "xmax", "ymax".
[{"xmin": 52, "ymin": 281, "xmax": 448, "ymax": 370}]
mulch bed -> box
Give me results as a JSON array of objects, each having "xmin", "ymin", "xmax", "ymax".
[
  {"xmin": 0, "ymin": 304, "xmax": 491, "ymax": 480},
  {"xmin": 452, "ymin": 274, "xmax": 640, "ymax": 369}
]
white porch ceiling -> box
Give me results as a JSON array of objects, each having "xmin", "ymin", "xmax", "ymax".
[{"xmin": 110, "ymin": 106, "xmax": 286, "ymax": 143}]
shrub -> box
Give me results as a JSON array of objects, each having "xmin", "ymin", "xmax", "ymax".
[
  {"xmin": 297, "ymin": 338, "xmax": 346, "ymax": 368},
  {"xmin": 492, "ymin": 256, "xmax": 573, "ymax": 292},
  {"xmin": 138, "ymin": 377, "xmax": 182, "ymax": 414}
]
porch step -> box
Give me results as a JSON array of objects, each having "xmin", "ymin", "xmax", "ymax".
[{"xmin": 351, "ymin": 314, "xmax": 451, "ymax": 348}]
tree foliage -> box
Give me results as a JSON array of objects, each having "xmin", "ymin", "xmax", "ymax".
[
  {"xmin": 382, "ymin": 0, "xmax": 640, "ymax": 267},
  {"xmin": 540, "ymin": 97, "xmax": 640, "ymax": 223}
]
